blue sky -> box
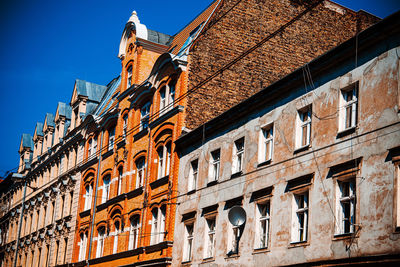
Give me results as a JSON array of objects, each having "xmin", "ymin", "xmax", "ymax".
[{"xmin": 0, "ymin": 0, "xmax": 399, "ymax": 177}]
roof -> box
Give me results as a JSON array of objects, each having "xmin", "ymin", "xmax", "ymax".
[
  {"xmin": 56, "ymin": 102, "xmax": 72, "ymax": 120},
  {"xmin": 75, "ymin": 79, "xmax": 108, "ymax": 103},
  {"xmin": 20, "ymin": 133, "xmax": 34, "ymax": 151},
  {"xmin": 94, "ymin": 76, "xmax": 121, "ymax": 116},
  {"xmin": 44, "ymin": 113, "xmax": 55, "ymax": 128},
  {"xmin": 175, "ymin": 10, "xmax": 400, "ymax": 150},
  {"xmin": 147, "ymin": 29, "xmax": 172, "ymax": 45},
  {"xmin": 34, "ymin": 122, "xmax": 44, "ymax": 137},
  {"xmin": 168, "ymin": 0, "xmax": 220, "ymax": 54}
]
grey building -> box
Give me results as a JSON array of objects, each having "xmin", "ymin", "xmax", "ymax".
[{"xmin": 172, "ymin": 11, "xmax": 400, "ymax": 266}]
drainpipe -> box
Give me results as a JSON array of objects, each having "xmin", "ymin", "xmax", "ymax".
[
  {"xmin": 13, "ymin": 173, "xmax": 26, "ymax": 267},
  {"xmin": 87, "ymin": 130, "xmax": 104, "ymax": 267}
]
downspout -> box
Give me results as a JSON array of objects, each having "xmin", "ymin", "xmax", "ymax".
[
  {"xmin": 86, "ymin": 130, "xmax": 104, "ymax": 266},
  {"xmin": 13, "ymin": 176, "xmax": 27, "ymax": 267}
]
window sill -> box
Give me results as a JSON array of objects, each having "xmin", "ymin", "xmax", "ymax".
[
  {"xmin": 102, "ymin": 149, "xmax": 113, "ymax": 160},
  {"xmin": 257, "ymin": 159, "xmax": 271, "ymax": 168},
  {"xmin": 288, "ymin": 240, "xmax": 309, "ymax": 248},
  {"xmin": 207, "ymin": 180, "xmax": 218, "ymax": 187},
  {"xmin": 252, "ymin": 247, "xmax": 270, "ymax": 254},
  {"xmin": 181, "ymin": 260, "xmax": 192, "ymax": 266},
  {"xmin": 225, "ymin": 252, "xmax": 240, "ymax": 259},
  {"xmin": 133, "ymin": 128, "xmax": 148, "ymax": 141},
  {"xmin": 187, "ymin": 189, "xmax": 196, "ymax": 195},
  {"xmin": 337, "ymin": 126, "xmax": 356, "ymax": 138},
  {"xmin": 231, "ymin": 171, "xmax": 242, "ymax": 179},
  {"xmin": 294, "ymin": 144, "xmax": 310, "ymax": 154},
  {"xmin": 150, "ymin": 175, "xmax": 169, "ymax": 189},
  {"xmin": 79, "ymin": 209, "xmax": 91, "ymax": 218},
  {"xmin": 145, "ymin": 240, "xmax": 173, "ymax": 254},
  {"xmin": 202, "ymin": 257, "xmax": 215, "ymax": 263},
  {"xmin": 333, "ymin": 233, "xmax": 353, "ymax": 240}
]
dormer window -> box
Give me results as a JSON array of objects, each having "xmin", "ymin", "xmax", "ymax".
[
  {"xmin": 140, "ymin": 102, "xmax": 150, "ymax": 131},
  {"xmin": 127, "ymin": 66, "xmax": 133, "ymax": 88}
]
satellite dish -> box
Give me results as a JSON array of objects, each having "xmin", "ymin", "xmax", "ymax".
[{"xmin": 228, "ymin": 206, "xmax": 246, "ymax": 226}]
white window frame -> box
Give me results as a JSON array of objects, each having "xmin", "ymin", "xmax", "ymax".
[
  {"xmin": 127, "ymin": 66, "xmax": 132, "ymax": 88},
  {"xmin": 339, "ymin": 84, "xmax": 358, "ymax": 132},
  {"xmin": 291, "ymin": 192, "xmax": 308, "ymax": 243},
  {"xmin": 296, "ymin": 106, "xmax": 311, "ymax": 149},
  {"xmin": 209, "ymin": 149, "xmax": 220, "ymax": 183},
  {"xmin": 188, "ymin": 159, "xmax": 198, "ymax": 192},
  {"xmin": 159, "ymin": 81, "xmax": 176, "ymax": 115},
  {"xmin": 102, "ymin": 176, "xmax": 111, "ymax": 203},
  {"xmin": 150, "ymin": 206, "xmax": 166, "ymax": 245},
  {"xmin": 140, "ymin": 102, "xmax": 150, "ymax": 131},
  {"xmin": 123, "ymin": 115, "xmax": 128, "ymax": 138},
  {"xmin": 255, "ymin": 201, "xmax": 270, "ymax": 249},
  {"xmin": 335, "ymin": 179, "xmax": 356, "ymax": 235},
  {"xmin": 117, "ymin": 167, "xmax": 123, "ymax": 195},
  {"xmin": 204, "ymin": 216, "xmax": 216, "ymax": 259},
  {"xmin": 78, "ymin": 232, "xmax": 87, "ymax": 261},
  {"xmin": 259, "ymin": 124, "xmax": 273, "ymax": 163},
  {"xmin": 136, "ymin": 158, "xmax": 145, "ymax": 188},
  {"xmin": 232, "ymin": 138, "xmax": 244, "ymax": 174},
  {"xmin": 183, "ymin": 222, "xmax": 194, "ymax": 262},
  {"xmin": 108, "ymin": 127, "xmax": 115, "ymax": 151},
  {"xmin": 157, "ymin": 143, "xmax": 171, "ymax": 179},
  {"xmin": 96, "ymin": 227, "xmax": 106, "ymax": 258},
  {"xmin": 113, "ymin": 221, "xmax": 120, "ymax": 254},
  {"xmin": 128, "ymin": 215, "xmax": 140, "ymax": 250}
]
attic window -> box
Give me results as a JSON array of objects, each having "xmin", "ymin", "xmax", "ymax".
[{"xmin": 177, "ymin": 22, "xmax": 204, "ymax": 56}]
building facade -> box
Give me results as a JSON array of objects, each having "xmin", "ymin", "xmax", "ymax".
[
  {"xmin": 173, "ymin": 12, "xmax": 400, "ymax": 266},
  {"xmin": 0, "ymin": 0, "xmax": 381, "ymax": 266}
]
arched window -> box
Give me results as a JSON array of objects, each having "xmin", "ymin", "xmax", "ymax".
[
  {"xmin": 157, "ymin": 142, "xmax": 171, "ymax": 179},
  {"xmin": 127, "ymin": 66, "xmax": 133, "ymax": 88},
  {"xmin": 123, "ymin": 114, "xmax": 128, "ymax": 137},
  {"xmin": 135, "ymin": 157, "xmax": 145, "ymax": 188},
  {"xmin": 87, "ymin": 136, "xmax": 97, "ymax": 158},
  {"xmin": 102, "ymin": 175, "xmax": 111, "ymax": 203},
  {"xmin": 129, "ymin": 215, "xmax": 140, "ymax": 250},
  {"xmin": 140, "ymin": 102, "xmax": 150, "ymax": 131},
  {"xmin": 117, "ymin": 167, "xmax": 123, "ymax": 195},
  {"xmin": 84, "ymin": 184, "xmax": 93, "ymax": 211},
  {"xmin": 78, "ymin": 231, "xmax": 88, "ymax": 261},
  {"xmin": 108, "ymin": 126, "xmax": 115, "ymax": 151}
]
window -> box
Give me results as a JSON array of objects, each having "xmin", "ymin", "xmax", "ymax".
[
  {"xmin": 232, "ymin": 138, "xmax": 244, "ymax": 174},
  {"xmin": 113, "ymin": 221, "xmax": 120, "ymax": 254},
  {"xmin": 102, "ymin": 175, "xmax": 111, "ymax": 203},
  {"xmin": 157, "ymin": 142, "xmax": 171, "ymax": 179},
  {"xmin": 129, "ymin": 215, "xmax": 140, "ymax": 250},
  {"xmin": 127, "ymin": 66, "xmax": 132, "ymax": 88},
  {"xmin": 339, "ymin": 84, "xmax": 358, "ymax": 131},
  {"xmin": 96, "ymin": 227, "xmax": 106, "ymax": 258},
  {"xmin": 60, "ymin": 195, "xmax": 65, "ymax": 219},
  {"xmin": 183, "ymin": 223, "xmax": 194, "ymax": 262},
  {"xmin": 108, "ymin": 127, "xmax": 115, "ymax": 151},
  {"xmin": 291, "ymin": 192, "xmax": 308, "ymax": 243},
  {"xmin": 188, "ymin": 159, "xmax": 198, "ymax": 192},
  {"xmin": 204, "ymin": 217, "xmax": 216, "ymax": 259},
  {"xmin": 55, "ymin": 240, "xmax": 60, "ymax": 265},
  {"xmin": 84, "ymin": 184, "xmax": 92, "ymax": 210},
  {"xmin": 140, "ymin": 102, "xmax": 150, "ymax": 130},
  {"xmin": 78, "ymin": 232, "xmax": 87, "ymax": 261},
  {"xmin": 59, "ymin": 154, "xmax": 65, "ymax": 175},
  {"xmin": 123, "ymin": 115, "xmax": 128, "ymax": 137},
  {"xmin": 259, "ymin": 124, "xmax": 273, "ymax": 163},
  {"xmin": 335, "ymin": 179, "xmax": 356, "ymax": 235},
  {"xmin": 150, "ymin": 206, "xmax": 166, "ymax": 245},
  {"xmin": 117, "ymin": 167, "xmax": 123, "ymax": 195},
  {"xmin": 255, "ymin": 202, "xmax": 270, "ymax": 249},
  {"xmin": 135, "ymin": 157, "xmax": 145, "ymax": 188},
  {"xmin": 209, "ymin": 149, "xmax": 220, "ymax": 183},
  {"xmin": 159, "ymin": 80, "xmax": 176, "ymax": 115},
  {"xmin": 296, "ymin": 106, "xmax": 311, "ymax": 149}
]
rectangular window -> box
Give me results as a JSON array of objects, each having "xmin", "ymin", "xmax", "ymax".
[
  {"xmin": 232, "ymin": 138, "xmax": 244, "ymax": 174},
  {"xmin": 140, "ymin": 102, "xmax": 150, "ymax": 130},
  {"xmin": 336, "ymin": 179, "xmax": 356, "ymax": 235},
  {"xmin": 259, "ymin": 124, "xmax": 273, "ymax": 163},
  {"xmin": 129, "ymin": 216, "xmax": 140, "ymax": 250},
  {"xmin": 339, "ymin": 84, "xmax": 358, "ymax": 131},
  {"xmin": 127, "ymin": 66, "xmax": 132, "ymax": 88},
  {"xmin": 84, "ymin": 185, "xmax": 92, "ymax": 210},
  {"xmin": 296, "ymin": 106, "xmax": 311, "ymax": 149},
  {"xmin": 96, "ymin": 227, "xmax": 105, "ymax": 258},
  {"xmin": 160, "ymin": 87, "xmax": 166, "ymax": 111},
  {"xmin": 209, "ymin": 149, "xmax": 220, "ymax": 183},
  {"xmin": 78, "ymin": 232, "xmax": 87, "ymax": 261},
  {"xmin": 117, "ymin": 168, "xmax": 123, "ymax": 195},
  {"xmin": 184, "ymin": 223, "xmax": 194, "ymax": 262},
  {"xmin": 102, "ymin": 176, "xmax": 111, "ymax": 203},
  {"xmin": 291, "ymin": 192, "xmax": 308, "ymax": 243},
  {"xmin": 150, "ymin": 208, "xmax": 158, "ymax": 245},
  {"xmin": 136, "ymin": 158, "xmax": 145, "ymax": 188},
  {"xmin": 256, "ymin": 202, "xmax": 270, "ymax": 249},
  {"xmin": 108, "ymin": 127, "xmax": 115, "ymax": 151},
  {"xmin": 204, "ymin": 217, "xmax": 216, "ymax": 259},
  {"xmin": 188, "ymin": 159, "xmax": 198, "ymax": 192},
  {"xmin": 113, "ymin": 222, "xmax": 120, "ymax": 254}
]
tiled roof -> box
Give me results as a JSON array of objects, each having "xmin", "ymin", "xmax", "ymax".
[
  {"xmin": 75, "ymin": 79, "xmax": 108, "ymax": 103},
  {"xmin": 45, "ymin": 113, "xmax": 55, "ymax": 128},
  {"xmin": 21, "ymin": 133, "xmax": 34, "ymax": 150},
  {"xmin": 168, "ymin": 0, "xmax": 220, "ymax": 54},
  {"xmin": 57, "ymin": 102, "xmax": 72, "ymax": 120},
  {"xmin": 35, "ymin": 122, "xmax": 44, "ymax": 137}
]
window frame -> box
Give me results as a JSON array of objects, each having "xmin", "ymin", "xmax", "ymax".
[
  {"xmin": 140, "ymin": 102, "xmax": 151, "ymax": 131},
  {"xmin": 183, "ymin": 222, "xmax": 194, "ymax": 262},
  {"xmin": 291, "ymin": 191, "xmax": 309, "ymax": 243},
  {"xmin": 296, "ymin": 106, "xmax": 312, "ymax": 149},
  {"xmin": 108, "ymin": 127, "xmax": 115, "ymax": 151},
  {"xmin": 127, "ymin": 65, "xmax": 133, "ymax": 88},
  {"xmin": 204, "ymin": 216, "xmax": 216, "ymax": 259},
  {"xmin": 128, "ymin": 215, "xmax": 140, "ymax": 250},
  {"xmin": 232, "ymin": 137, "xmax": 245, "ymax": 174},
  {"xmin": 259, "ymin": 124, "xmax": 274, "ymax": 164},
  {"xmin": 102, "ymin": 175, "xmax": 111, "ymax": 203},
  {"xmin": 209, "ymin": 149, "xmax": 221, "ymax": 183},
  {"xmin": 255, "ymin": 200, "xmax": 271, "ymax": 249},
  {"xmin": 96, "ymin": 227, "xmax": 106, "ymax": 258},
  {"xmin": 335, "ymin": 178, "xmax": 356, "ymax": 236},
  {"xmin": 339, "ymin": 83, "xmax": 358, "ymax": 132},
  {"xmin": 188, "ymin": 159, "xmax": 198, "ymax": 192},
  {"xmin": 135, "ymin": 157, "xmax": 146, "ymax": 189}
]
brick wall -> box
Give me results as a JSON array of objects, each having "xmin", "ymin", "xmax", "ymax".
[{"xmin": 185, "ymin": 0, "xmax": 379, "ymax": 130}]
